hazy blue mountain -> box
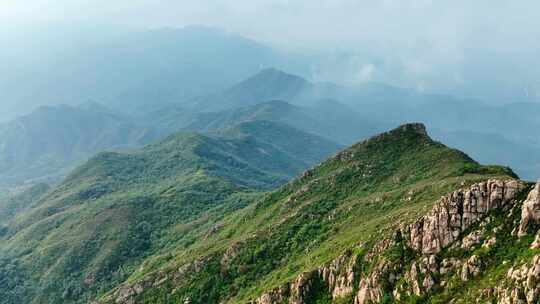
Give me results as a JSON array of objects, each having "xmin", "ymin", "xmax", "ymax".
[
  {"xmin": 432, "ymin": 129, "xmax": 540, "ymax": 180},
  {"xmin": 180, "ymin": 100, "xmax": 387, "ymax": 145},
  {"xmin": 0, "ymin": 26, "xmax": 307, "ymax": 120},
  {"xmin": 0, "ymin": 104, "xmax": 156, "ymax": 187},
  {"xmin": 190, "ymin": 68, "xmax": 311, "ymax": 112},
  {"xmin": 3, "ymin": 63, "xmax": 539, "ymax": 190},
  {"xmin": 188, "ymin": 68, "xmax": 417, "ymax": 112},
  {"xmin": 187, "ymin": 68, "xmax": 540, "ymax": 180}
]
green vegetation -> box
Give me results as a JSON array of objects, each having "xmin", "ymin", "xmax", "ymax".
[
  {"xmin": 0, "ymin": 121, "xmax": 337, "ymax": 304},
  {"xmin": 0, "ymin": 122, "xmax": 526, "ymax": 304},
  {"xmin": 100, "ymin": 123, "xmax": 515, "ymax": 304},
  {"xmin": 0, "ymin": 183, "xmax": 50, "ymax": 226}
]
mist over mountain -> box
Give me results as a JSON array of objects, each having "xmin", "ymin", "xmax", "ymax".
[
  {"xmin": 2, "ymin": 3, "xmax": 540, "ymax": 303},
  {"xmin": 0, "ymin": 26, "xmax": 307, "ymax": 121},
  {"xmin": 2, "ymin": 64, "xmax": 540, "ymax": 190},
  {"xmin": 179, "ymin": 68, "xmax": 540, "ymax": 180},
  {"xmin": 0, "ymin": 103, "xmax": 156, "ymax": 187}
]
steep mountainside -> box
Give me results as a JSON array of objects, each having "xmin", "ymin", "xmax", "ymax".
[
  {"xmin": 0, "ymin": 104, "xmax": 157, "ymax": 187},
  {"xmin": 0, "ymin": 121, "xmax": 338, "ymax": 304},
  {"xmin": 95, "ymin": 123, "xmax": 520, "ymax": 304}
]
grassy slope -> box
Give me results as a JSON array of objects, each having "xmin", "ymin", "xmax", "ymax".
[
  {"xmin": 105, "ymin": 123, "xmax": 516, "ymax": 304},
  {"xmin": 0, "ymin": 121, "xmax": 338, "ymax": 304}
]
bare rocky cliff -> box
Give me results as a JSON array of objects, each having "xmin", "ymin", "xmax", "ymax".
[{"xmin": 248, "ymin": 179, "xmax": 540, "ymax": 304}]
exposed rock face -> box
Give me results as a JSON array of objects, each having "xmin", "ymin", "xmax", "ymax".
[
  {"xmin": 318, "ymin": 251, "xmax": 357, "ymax": 298},
  {"xmin": 518, "ymin": 182, "xmax": 540, "ymax": 236},
  {"xmin": 354, "ymin": 272, "xmax": 384, "ymax": 304},
  {"xmin": 461, "ymin": 255, "xmax": 482, "ymax": 281},
  {"xmin": 531, "ymin": 231, "xmax": 540, "ymax": 249},
  {"xmin": 250, "ymin": 250, "xmax": 358, "ymax": 304},
  {"xmin": 482, "ymin": 235, "xmax": 497, "ymax": 249},
  {"xmin": 400, "ymin": 256, "xmax": 437, "ymax": 297},
  {"xmin": 113, "ymin": 282, "xmax": 148, "ymax": 304},
  {"xmin": 289, "ymin": 272, "xmax": 318, "ymax": 304},
  {"xmin": 249, "ymin": 179, "xmax": 525, "ymax": 304},
  {"xmin": 101, "ymin": 257, "xmax": 212, "ymax": 304},
  {"xmin": 250, "ymin": 285, "xmax": 290, "ymax": 304},
  {"xmin": 398, "ymin": 123, "xmax": 428, "ymax": 137},
  {"xmin": 402, "ymin": 180, "xmax": 522, "ymax": 255},
  {"xmin": 353, "ymin": 257, "xmax": 399, "ymax": 304},
  {"xmin": 496, "ymin": 255, "xmax": 540, "ymax": 304},
  {"xmin": 461, "ymin": 229, "xmax": 484, "ymax": 250}
]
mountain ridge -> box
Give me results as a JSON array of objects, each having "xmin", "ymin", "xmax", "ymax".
[
  {"xmin": 0, "ymin": 120, "xmax": 340, "ymax": 304},
  {"xmin": 0, "ymin": 104, "xmax": 157, "ymax": 187},
  {"xmin": 95, "ymin": 123, "xmax": 518, "ymax": 304}
]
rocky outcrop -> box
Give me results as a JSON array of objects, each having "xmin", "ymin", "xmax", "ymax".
[
  {"xmin": 249, "ymin": 249, "xmax": 359, "ymax": 304},
  {"xmin": 318, "ymin": 251, "xmax": 357, "ymax": 298},
  {"xmin": 250, "ymin": 285, "xmax": 290, "ymax": 304},
  {"xmin": 354, "ymin": 271, "xmax": 384, "ymax": 304},
  {"xmin": 250, "ymin": 179, "xmax": 526, "ymax": 304},
  {"xmin": 496, "ymin": 254, "xmax": 540, "ymax": 303},
  {"xmin": 518, "ymin": 182, "xmax": 540, "ymax": 236},
  {"xmin": 531, "ymin": 231, "xmax": 540, "ymax": 249},
  {"xmin": 401, "ymin": 180, "xmax": 523, "ymax": 255},
  {"xmin": 101, "ymin": 256, "xmax": 213, "ymax": 304},
  {"xmin": 394, "ymin": 255, "xmax": 439, "ymax": 298},
  {"xmin": 461, "ymin": 255, "xmax": 482, "ymax": 281},
  {"xmin": 461, "ymin": 229, "xmax": 484, "ymax": 250}
]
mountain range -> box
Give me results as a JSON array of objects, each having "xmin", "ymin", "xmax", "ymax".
[
  {"xmin": 95, "ymin": 123, "xmax": 518, "ymax": 304},
  {"xmin": 1, "ymin": 67, "xmax": 539, "ymax": 191},
  {"xmin": 0, "ymin": 26, "xmax": 307, "ymax": 121},
  {"xmin": 0, "ymin": 103, "xmax": 158, "ymax": 187},
  {"xmin": 6, "ymin": 121, "xmax": 540, "ymax": 304},
  {"xmin": 2, "ymin": 18, "xmax": 540, "ymax": 304},
  {"xmin": 0, "ymin": 119, "xmax": 338, "ymax": 303}
]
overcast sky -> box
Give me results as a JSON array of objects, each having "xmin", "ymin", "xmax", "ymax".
[{"xmin": 2, "ymin": 0, "xmax": 540, "ymax": 101}]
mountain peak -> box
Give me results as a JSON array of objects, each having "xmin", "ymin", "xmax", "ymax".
[
  {"xmin": 393, "ymin": 122, "xmax": 428, "ymax": 137},
  {"xmin": 246, "ymin": 68, "xmax": 308, "ymax": 86},
  {"xmin": 363, "ymin": 122, "xmax": 430, "ymax": 146},
  {"xmin": 193, "ymin": 69, "xmax": 311, "ymax": 112}
]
